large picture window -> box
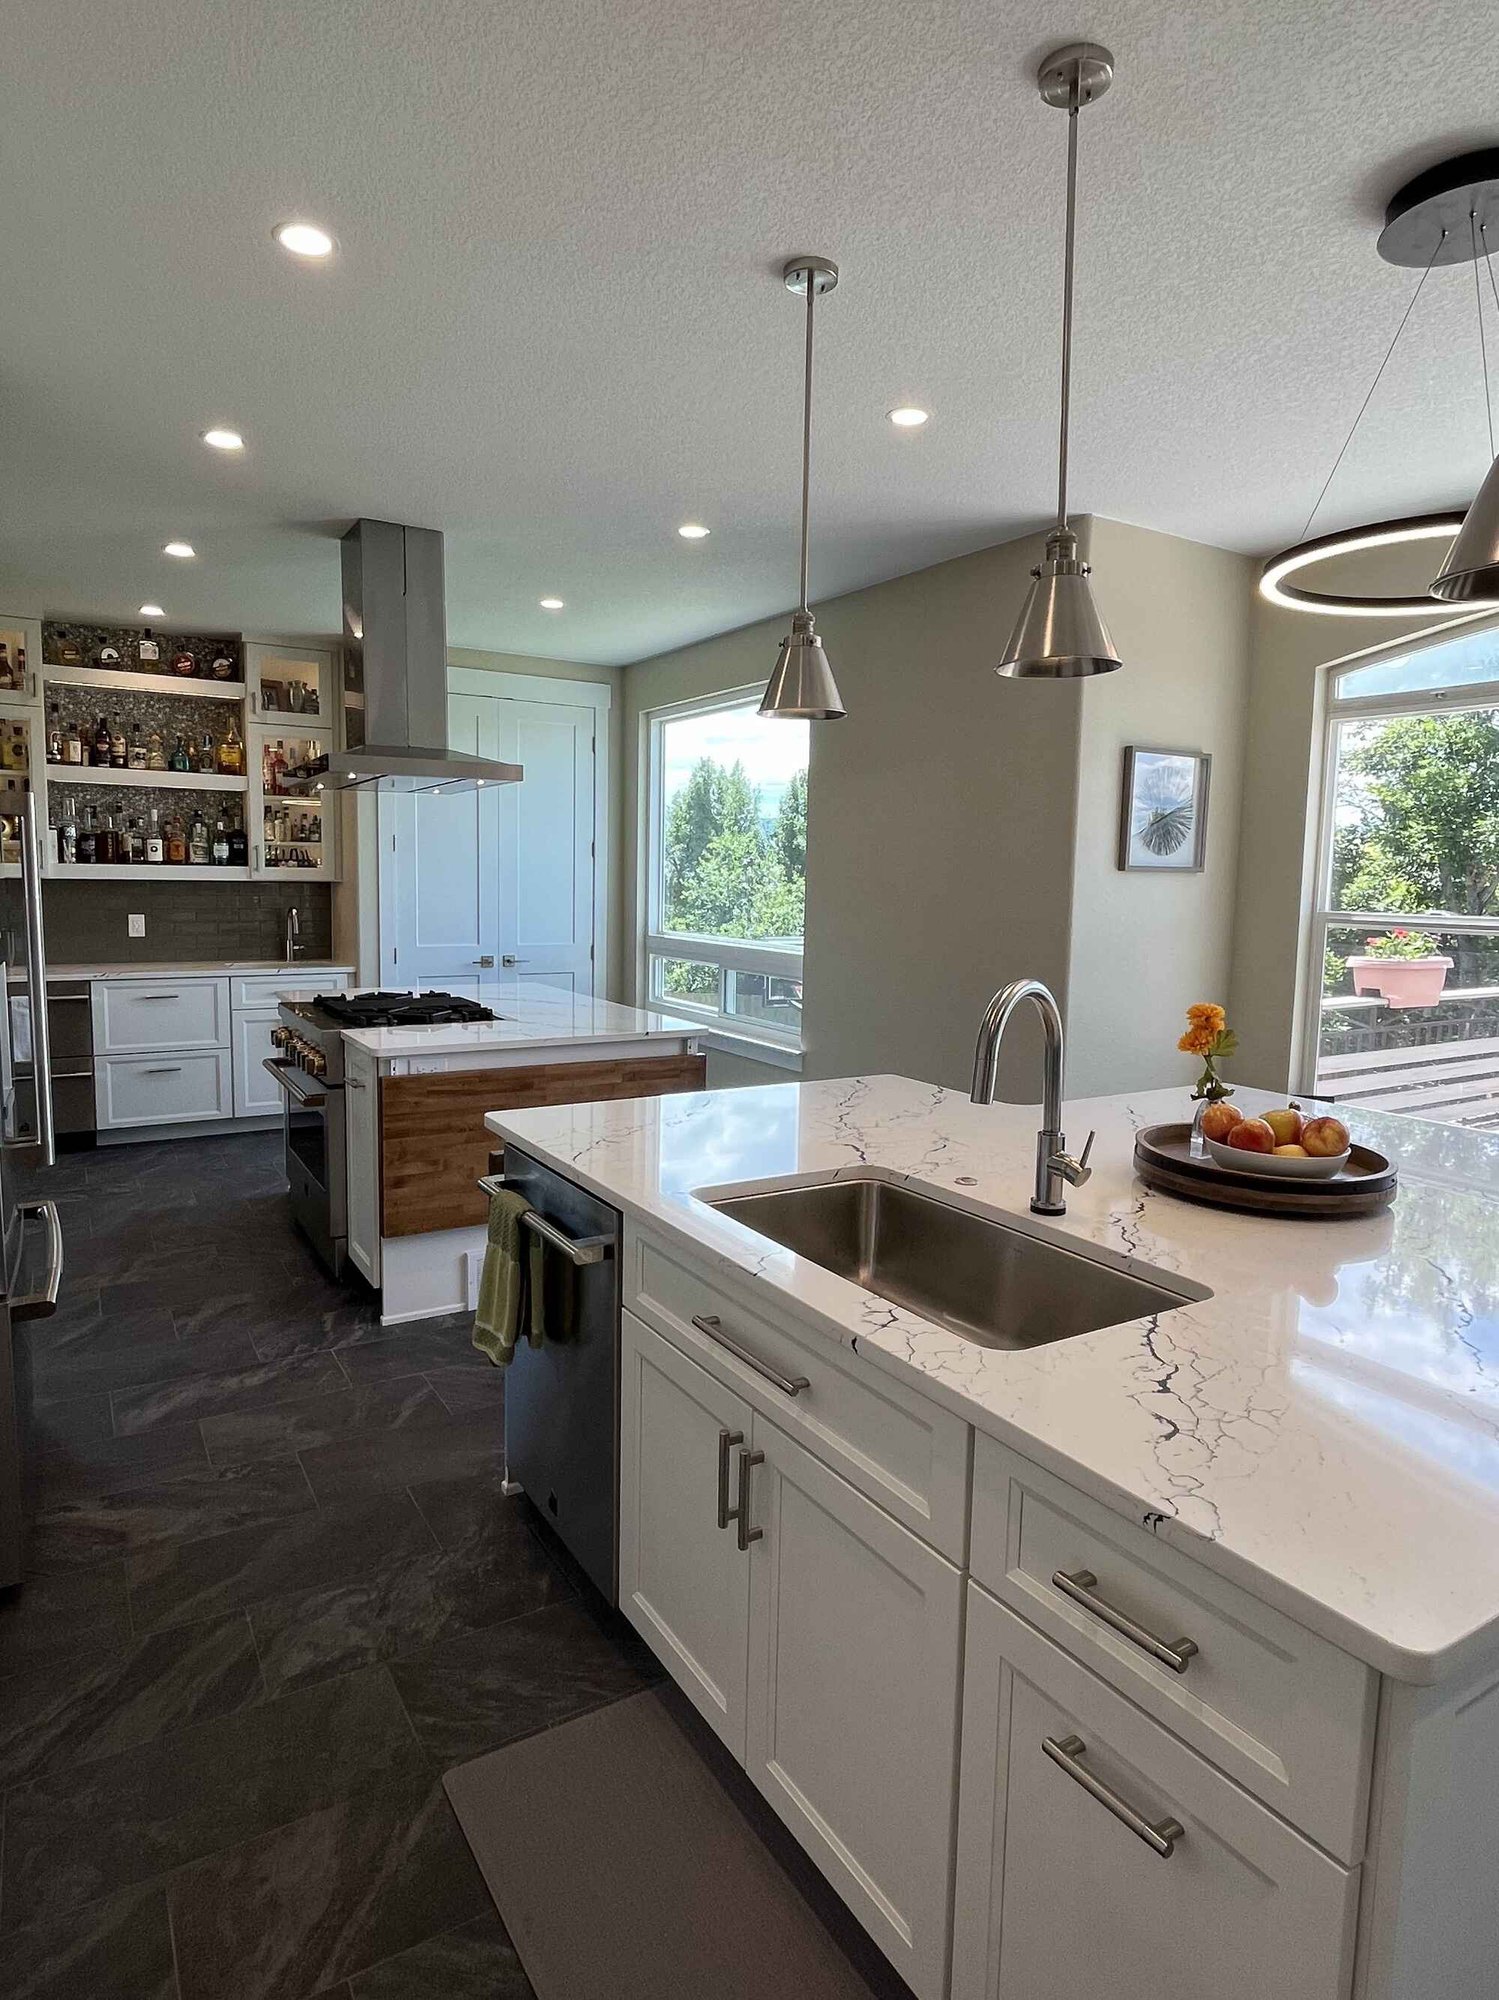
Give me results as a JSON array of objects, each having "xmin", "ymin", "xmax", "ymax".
[
  {"xmin": 643, "ymin": 691, "xmax": 808, "ymax": 1044},
  {"xmin": 1305, "ymin": 621, "xmax": 1499, "ymax": 1129}
]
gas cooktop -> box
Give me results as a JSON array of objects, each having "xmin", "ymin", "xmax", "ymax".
[{"xmin": 311, "ymin": 990, "xmax": 498, "ymax": 1028}]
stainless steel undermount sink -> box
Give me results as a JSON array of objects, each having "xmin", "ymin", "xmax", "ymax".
[{"xmin": 704, "ymin": 1176, "xmax": 1205, "ymax": 1352}]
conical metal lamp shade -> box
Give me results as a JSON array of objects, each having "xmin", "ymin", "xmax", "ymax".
[
  {"xmin": 760, "ymin": 612, "xmax": 845, "ymax": 720},
  {"xmin": 1431, "ymin": 454, "xmax": 1499, "ymax": 603},
  {"xmin": 996, "ymin": 529, "xmax": 1121, "ymax": 678}
]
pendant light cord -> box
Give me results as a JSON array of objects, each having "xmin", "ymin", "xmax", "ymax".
[
  {"xmin": 1299, "ymin": 231, "xmax": 1444, "ymax": 543},
  {"xmin": 1056, "ymin": 80, "xmax": 1081, "ymax": 531},
  {"xmin": 799, "ymin": 276, "xmax": 815, "ymax": 615},
  {"xmin": 1473, "ymin": 211, "xmax": 1496, "ymax": 460}
]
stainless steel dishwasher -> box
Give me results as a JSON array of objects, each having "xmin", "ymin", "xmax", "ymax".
[{"xmin": 487, "ymin": 1144, "xmax": 622, "ymax": 1605}]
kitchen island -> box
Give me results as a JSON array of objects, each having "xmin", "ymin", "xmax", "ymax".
[
  {"xmin": 340, "ymin": 980, "xmax": 703, "ymax": 1320},
  {"xmin": 486, "ymin": 1073, "xmax": 1499, "ymax": 2000}
]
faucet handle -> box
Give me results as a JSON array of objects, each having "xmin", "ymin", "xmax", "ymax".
[{"xmin": 1055, "ymin": 1129, "xmax": 1096, "ymax": 1188}]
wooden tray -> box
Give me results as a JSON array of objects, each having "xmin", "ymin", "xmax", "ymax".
[{"xmin": 1133, "ymin": 1123, "xmax": 1397, "ymax": 1219}]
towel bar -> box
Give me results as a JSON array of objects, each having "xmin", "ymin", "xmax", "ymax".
[{"xmin": 476, "ymin": 1175, "xmax": 614, "ymax": 1267}]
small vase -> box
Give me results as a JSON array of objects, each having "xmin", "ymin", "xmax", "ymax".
[{"xmin": 1189, "ymin": 1066, "xmax": 1233, "ymax": 1157}]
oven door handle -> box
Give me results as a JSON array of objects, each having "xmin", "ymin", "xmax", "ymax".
[
  {"xmin": 262, "ymin": 1057, "xmax": 331, "ymax": 1108},
  {"xmin": 11, "ymin": 1200, "xmax": 63, "ymax": 1321}
]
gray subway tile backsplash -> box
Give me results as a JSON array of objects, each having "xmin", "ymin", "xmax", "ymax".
[{"xmin": 42, "ymin": 882, "xmax": 333, "ymax": 965}]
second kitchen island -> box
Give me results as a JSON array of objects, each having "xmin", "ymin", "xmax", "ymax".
[{"xmin": 329, "ymin": 981, "xmax": 703, "ymax": 1320}]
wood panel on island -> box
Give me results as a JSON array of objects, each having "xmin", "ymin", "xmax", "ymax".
[
  {"xmin": 379, "ymin": 1051, "xmax": 708, "ymax": 1237},
  {"xmin": 0, "ymin": 619, "xmax": 341, "ymax": 883}
]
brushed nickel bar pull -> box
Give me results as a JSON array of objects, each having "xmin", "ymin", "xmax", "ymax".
[
  {"xmin": 1042, "ymin": 1734, "xmax": 1185, "ymax": 1858},
  {"xmin": 736, "ymin": 1448, "xmax": 765, "ymax": 1552},
  {"xmin": 691, "ymin": 1314, "xmax": 810, "ymax": 1398},
  {"xmin": 1052, "ymin": 1568, "xmax": 1199, "ymax": 1674},
  {"xmin": 717, "ymin": 1428, "xmax": 745, "ymax": 1529},
  {"xmin": 471, "ymin": 1178, "xmax": 613, "ymax": 1266}
]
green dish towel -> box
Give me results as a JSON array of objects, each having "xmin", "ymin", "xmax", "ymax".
[{"xmin": 472, "ymin": 1188, "xmax": 548, "ymax": 1366}]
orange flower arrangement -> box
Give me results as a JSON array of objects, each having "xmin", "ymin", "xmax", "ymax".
[{"xmin": 1178, "ymin": 1001, "xmax": 1237, "ymax": 1100}]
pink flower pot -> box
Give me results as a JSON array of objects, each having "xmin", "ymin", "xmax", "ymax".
[{"xmin": 1347, "ymin": 955, "xmax": 1453, "ymax": 1008}]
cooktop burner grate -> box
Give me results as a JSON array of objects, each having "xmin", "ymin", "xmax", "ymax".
[{"xmin": 313, "ymin": 990, "xmax": 498, "ymax": 1028}]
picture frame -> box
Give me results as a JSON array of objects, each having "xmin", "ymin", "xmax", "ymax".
[{"xmin": 1117, "ymin": 746, "xmax": 1211, "ymax": 873}]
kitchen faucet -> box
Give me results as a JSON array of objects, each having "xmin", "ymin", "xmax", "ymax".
[
  {"xmin": 284, "ymin": 905, "xmax": 302, "ymax": 966},
  {"xmin": 970, "ymin": 977, "xmax": 1095, "ymax": 1216}
]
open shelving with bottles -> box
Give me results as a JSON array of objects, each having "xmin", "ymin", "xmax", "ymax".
[{"xmin": 251, "ymin": 720, "xmax": 338, "ymax": 879}]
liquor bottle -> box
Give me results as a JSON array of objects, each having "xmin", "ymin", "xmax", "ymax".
[
  {"xmin": 145, "ymin": 808, "xmax": 164, "ymax": 865},
  {"xmin": 227, "ymin": 815, "xmax": 248, "ymax": 867},
  {"xmin": 197, "ymin": 730, "xmax": 216, "ymax": 774},
  {"xmin": 2, "ymin": 724, "xmax": 24, "ymax": 774},
  {"xmin": 125, "ymin": 817, "xmax": 145, "ymax": 865},
  {"xmin": 165, "ymin": 814, "xmax": 187, "ymax": 865},
  {"xmin": 96, "ymin": 810, "xmax": 118, "ymax": 866},
  {"xmin": 127, "ymin": 721, "xmax": 148, "ymax": 770},
  {"xmin": 77, "ymin": 806, "xmax": 97, "ymax": 865},
  {"xmin": 109, "ymin": 717, "xmax": 127, "ymax": 768},
  {"xmin": 45, "ymin": 704, "xmax": 62, "ymax": 765},
  {"xmin": 169, "ymin": 735, "xmax": 191, "ymax": 773},
  {"xmin": 138, "ymin": 629, "xmax": 161, "ymax": 666},
  {"xmin": 0, "ymin": 643, "xmax": 12, "ymax": 692},
  {"xmin": 188, "ymin": 810, "xmax": 209, "ymax": 866},
  {"xmin": 212, "ymin": 815, "xmax": 229, "ymax": 866},
  {"xmin": 15, "ymin": 645, "xmax": 27, "ymax": 695},
  {"xmin": 146, "ymin": 728, "xmax": 167, "ymax": 771},
  {"xmin": 266, "ymin": 739, "xmax": 285, "ymax": 795},
  {"xmin": 57, "ymin": 811, "xmax": 78, "ymax": 867},
  {"xmin": 62, "ymin": 716, "xmax": 82, "ymax": 765},
  {"xmin": 93, "ymin": 716, "xmax": 111, "ymax": 767},
  {"xmin": 217, "ymin": 716, "xmax": 244, "ymax": 776}
]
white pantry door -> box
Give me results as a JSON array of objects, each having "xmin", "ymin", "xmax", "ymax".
[{"xmin": 385, "ymin": 680, "xmax": 600, "ymax": 993}]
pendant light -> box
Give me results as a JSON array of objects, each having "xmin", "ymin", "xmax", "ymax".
[
  {"xmin": 761, "ymin": 257, "xmax": 846, "ymax": 720},
  {"xmin": 997, "ymin": 44, "xmax": 1121, "ymax": 680}
]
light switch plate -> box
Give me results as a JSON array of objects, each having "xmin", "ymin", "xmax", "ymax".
[
  {"xmin": 464, "ymin": 1249, "xmax": 481, "ymax": 1310},
  {"xmin": 127, "ymin": 914, "xmax": 146, "ymax": 938}
]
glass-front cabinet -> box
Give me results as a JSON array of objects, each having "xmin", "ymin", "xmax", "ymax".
[
  {"xmin": 245, "ymin": 643, "xmax": 335, "ymax": 728},
  {"xmin": 248, "ymin": 722, "xmax": 337, "ymax": 879}
]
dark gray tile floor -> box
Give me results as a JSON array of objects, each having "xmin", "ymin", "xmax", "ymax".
[{"xmin": 0, "ymin": 1132, "xmax": 660, "ymax": 2000}]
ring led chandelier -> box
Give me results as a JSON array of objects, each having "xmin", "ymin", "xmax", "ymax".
[{"xmin": 1259, "ymin": 149, "xmax": 1499, "ymax": 617}]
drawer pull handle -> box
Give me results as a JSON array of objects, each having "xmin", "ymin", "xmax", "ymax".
[
  {"xmin": 142, "ymin": 1065, "xmax": 184, "ymax": 1075},
  {"xmin": 138, "ymin": 993, "xmax": 181, "ymax": 1001},
  {"xmin": 736, "ymin": 1447, "xmax": 764, "ymax": 1552},
  {"xmin": 1052, "ymin": 1568, "xmax": 1199, "ymax": 1675},
  {"xmin": 717, "ymin": 1427, "xmax": 745, "ymax": 1529},
  {"xmin": 1042, "ymin": 1734, "xmax": 1185, "ymax": 1858},
  {"xmin": 691, "ymin": 1314, "xmax": 810, "ymax": 1398}
]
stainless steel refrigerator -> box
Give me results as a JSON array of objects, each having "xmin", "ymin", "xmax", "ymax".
[{"xmin": 0, "ymin": 779, "xmax": 64, "ymax": 1590}]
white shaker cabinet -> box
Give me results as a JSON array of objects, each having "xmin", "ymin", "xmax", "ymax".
[
  {"xmin": 619, "ymin": 1308, "xmax": 754, "ymax": 1756},
  {"xmin": 951, "ymin": 1583, "xmax": 1359, "ymax": 2000}
]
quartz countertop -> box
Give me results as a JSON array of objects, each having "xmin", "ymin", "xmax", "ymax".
[
  {"xmin": 340, "ymin": 981, "xmax": 700, "ymax": 1058},
  {"xmin": 486, "ymin": 1073, "xmax": 1499, "ymax": 1684},
  {"xmin": 11, "ymin": 960, "xmax": 355, "ymax": 983}
]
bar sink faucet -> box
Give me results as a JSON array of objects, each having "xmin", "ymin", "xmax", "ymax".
[
  {"xmin": 970, "ymin": 977, "xmax": 1095, "ymax": 1216},
  {"xmin": 284, "ymin": 905, "xmax": 302, "ymax": 966}
]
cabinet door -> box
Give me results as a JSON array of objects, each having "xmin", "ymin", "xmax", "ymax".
[
  {"xmin": 96, "ymin": 1049, "xmax": 233, "ymax": 1128},
  {"xmin": 619, "ymin": 1309, "xmax": 754, "ymax": 1757},
  {"xmin": 951, "ymin": 1584, "xmax": 1358, "ymax": 2000},
  {"xmin": 249, "ymin": 721, "xmax": 338, "ymax": 880},
  {"xmin": 231, "ymin": 1008, "xmax": 285, "ymax": 1118},
  {"xmin": 344, "ymin": 1047, "xmax": 380, "ymax": 1284},
  {"xmin": 744, "ymin": 1416, "xmax": 962, "ymax": 2000}
]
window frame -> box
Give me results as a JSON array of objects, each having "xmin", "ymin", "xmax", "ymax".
[
  {"xmin": 1298, "ymin": 613, "xmax": 1499, "ymax": 1093},
  {"xmin": 640, "ymin": 684, "xmax": 807, "ymax": 1048}
]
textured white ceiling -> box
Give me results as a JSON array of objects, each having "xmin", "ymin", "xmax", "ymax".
[{"xmin": 1, "ymin": 0, "xmax": 1495, "ymax": 665}]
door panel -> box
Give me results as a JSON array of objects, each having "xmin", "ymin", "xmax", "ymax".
[
  {"xmin": 496, "ymin": 700, "xmax": 595, "ymax": 994},
  {"xmin": 619, "ymin": 1310, "xmax": 753, "ymax": 1756}
]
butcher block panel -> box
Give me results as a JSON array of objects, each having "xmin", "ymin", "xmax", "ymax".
[{"xmin": 380, "ymin": 1051, "xmax": 707, "ymax": 1237}]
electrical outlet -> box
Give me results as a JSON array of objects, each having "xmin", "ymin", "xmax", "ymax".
[{"xmin": 127, "ymin": 914, "xmax": 146, "ymax": 938}]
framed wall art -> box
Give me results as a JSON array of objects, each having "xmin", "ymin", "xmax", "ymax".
[{"xmin": 1118, "ymin": 746, "xmax": 1211, "ymax": 873}]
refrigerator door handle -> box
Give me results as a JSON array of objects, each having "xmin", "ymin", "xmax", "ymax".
[
  {"xmin": 17, "ymin": 794, "xmax": 54, "ymax": 1167},
  {"xmin": 11, "ymin": 1200, "xmax": 62, "ymax": 1320}
]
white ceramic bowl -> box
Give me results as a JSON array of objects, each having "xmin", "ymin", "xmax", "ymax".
[{"xmin": 1205, "ymin": 1135, "xmax": 1351, "ymax": 1180}]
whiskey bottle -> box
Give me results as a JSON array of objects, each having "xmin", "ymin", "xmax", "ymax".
[
  {"xmin": 147, "ymin": 728, "xmax": 167, "ymax": 771},
  {"xmin": 125, "ymin": 817, "xmax": 145, "ymax": 866},
  {"xmin": 138, "ymin": 629, "xmax": 161, "ymax": 666},
  {"xmin": 227, "ymin": 815, "xmax": 248, "ymax": 867},
  {"xmin": 197, "ymin": 730, "xmax": 216, "ymax": 774},
  {"xmin": 212, "ymin": 816, "xmax": 230, "ymax": 866},
  {"xmin": 96, "ymin": 810, "xmax": 118, "ymax": 866},
  {"xmin": 109, "ymin": 717, "xmax": 127, "ymax": 768},
  {"xmin": 45, "ymin": 704, "xmax": 62, "ymax": 765},
  {"xmin": 93, "ymin": 716, "xmax": 111, "ymax": 767},
  {"xmin": 77, "ymin": 806, "xmax": 97, "ymax": 865},
  {"xmin": 15, "ymin": 645, "xmax": 27, "ymax": 696},
  {"xmin": 217, "ymin": 717, "xmax": 244, "ymax": 776},
  {"xmin": 145, "ymin": 808, "xmax": 164, "ymax": 865},
  {"xmin": 128, "ymin": 721, "xmax": 148, "ymax": 770},
  {"xmin": 165, "ymin": 815, "xmax": 187, "ymax": 865},
  {"xmin": 0, "ymin": 644, "xmax": 12, "ymax": 692},
  {"xmin": 62, "ymin": 716, "xmax": 82, "ymax": 765},
  {"xmin": 188, "ymin": 810, "xmax": 210, "ymax": 866}
]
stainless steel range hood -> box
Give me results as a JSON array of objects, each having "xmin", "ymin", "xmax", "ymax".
[{"xmin": 334, "ymin": 518, "xmax": 523, "ymax": 791}]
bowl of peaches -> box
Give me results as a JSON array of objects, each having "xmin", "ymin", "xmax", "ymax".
[{"xmin": 1199, "ymin": 1101, "xmax": 1351, "ymax": 1179}]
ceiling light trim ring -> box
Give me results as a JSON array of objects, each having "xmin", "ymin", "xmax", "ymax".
[{"xmin": 1258, "ymin": 514, "xmax": 1473, "ymax": 616}]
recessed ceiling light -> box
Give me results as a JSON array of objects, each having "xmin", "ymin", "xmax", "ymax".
[
  {"xmin": 274, "ymin": 221, "xmax": 334, "ymax": 259},
  {"xmin": 139, "ymin": 603, "xmax": 165, "ymax": 618},
  {"xmin": 677, "ymin": 523, "xmax": 711, "ymax": 540},
  {"xmin": 887, "ymin": 406, "xmax": 930, "ymax": 429},
  {"xmin": 162, "ymin": 541, "xmax": 196, "ymax": 559},
  {"xmin": 201, "ymin": 427, "xmax": 245, "ymax": 452},
  {"xmin": 539, "ymin": 597, "xmax": 565, "ymax": 611}
]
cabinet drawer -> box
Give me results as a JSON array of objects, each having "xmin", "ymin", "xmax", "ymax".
[
  {"xmin": 971, "ymin": 1434, "xmax": 1374, "ymax": 1862},
  {"xmin": 231, "ymin": 971, "xmax": 347, "ymax": 1010},
  {"xmin": 627, "ymin": 1225, "xmax": 969, "ymax": 1561},
  {"xmin": 93, "ymin": 977, "xmax": 228, "ymax": 1054},
  {"xmin": 952, "ymin": 1586, "xmax": 1358, "ymax": 2000},
  {"xmin": 96, "ymin": 1049, "xmax": 233, "ymax": 1128}
]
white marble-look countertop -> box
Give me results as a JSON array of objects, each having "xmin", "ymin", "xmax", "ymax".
[
  {"xmin": 26, "ymin": 960, "xmax": 354, "ymax": 981},
  {"xmin": 487, "ymin": 1073, "xmax": 1499, "ymax": 1684},
  {"xmin": 340, "ymin": 980, "xmax": 700, "ymax": 1059}
]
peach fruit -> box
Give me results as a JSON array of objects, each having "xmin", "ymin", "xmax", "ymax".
[
  {"xmin": 1199, "ymin": 1101, "xmax": 1242, "ymax": 1143},
  {"xmin": 1226, "ymin": 1118, "xmax": 1276, "ymax": 1154},
  {"xmin": 1273, "ymin": 1143, "xmax": 1309, "ymax": 1157},
  {"xmin": 1263, "ymin": 1106, "xmax": 1303, "ymax": 1146},
  {"xmin": 1301, "ymin": 1115, "xmax": 1350, "ymax": 1158}
]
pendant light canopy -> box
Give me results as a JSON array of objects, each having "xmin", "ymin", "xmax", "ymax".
[
  {"xmin": 761, "ymin": 257, "xmax": 846, "ymax": 720},
  {"xmin": 997, "ymin": 43, "xmax": 1121, "ymax": 681}
]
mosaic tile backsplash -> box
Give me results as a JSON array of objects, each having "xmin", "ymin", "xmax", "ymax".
[
  {"xmin": 42, "ymin": 622, "xmax": 243, "ymax": 681},
  {"xmin": 41, "ymin": 880, "xmax": 333, "ymax": 965},
  {"xmin": 49, "ymin": 683, "xmax": 243, "ymax": 758}
]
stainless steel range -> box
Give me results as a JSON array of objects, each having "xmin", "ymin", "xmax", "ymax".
[{"xmin": 267, "ymin": 989, "xmax": 497, "ymax": 1276}]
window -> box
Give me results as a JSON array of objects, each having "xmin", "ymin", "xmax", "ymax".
[
  {"xmin": 644, "ymin": 690, "xmax": 808, "ymax": 1044},
  {"xmin": 1305, "ymin": 621, "xmax": 1499, "ymax": 1130}
]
